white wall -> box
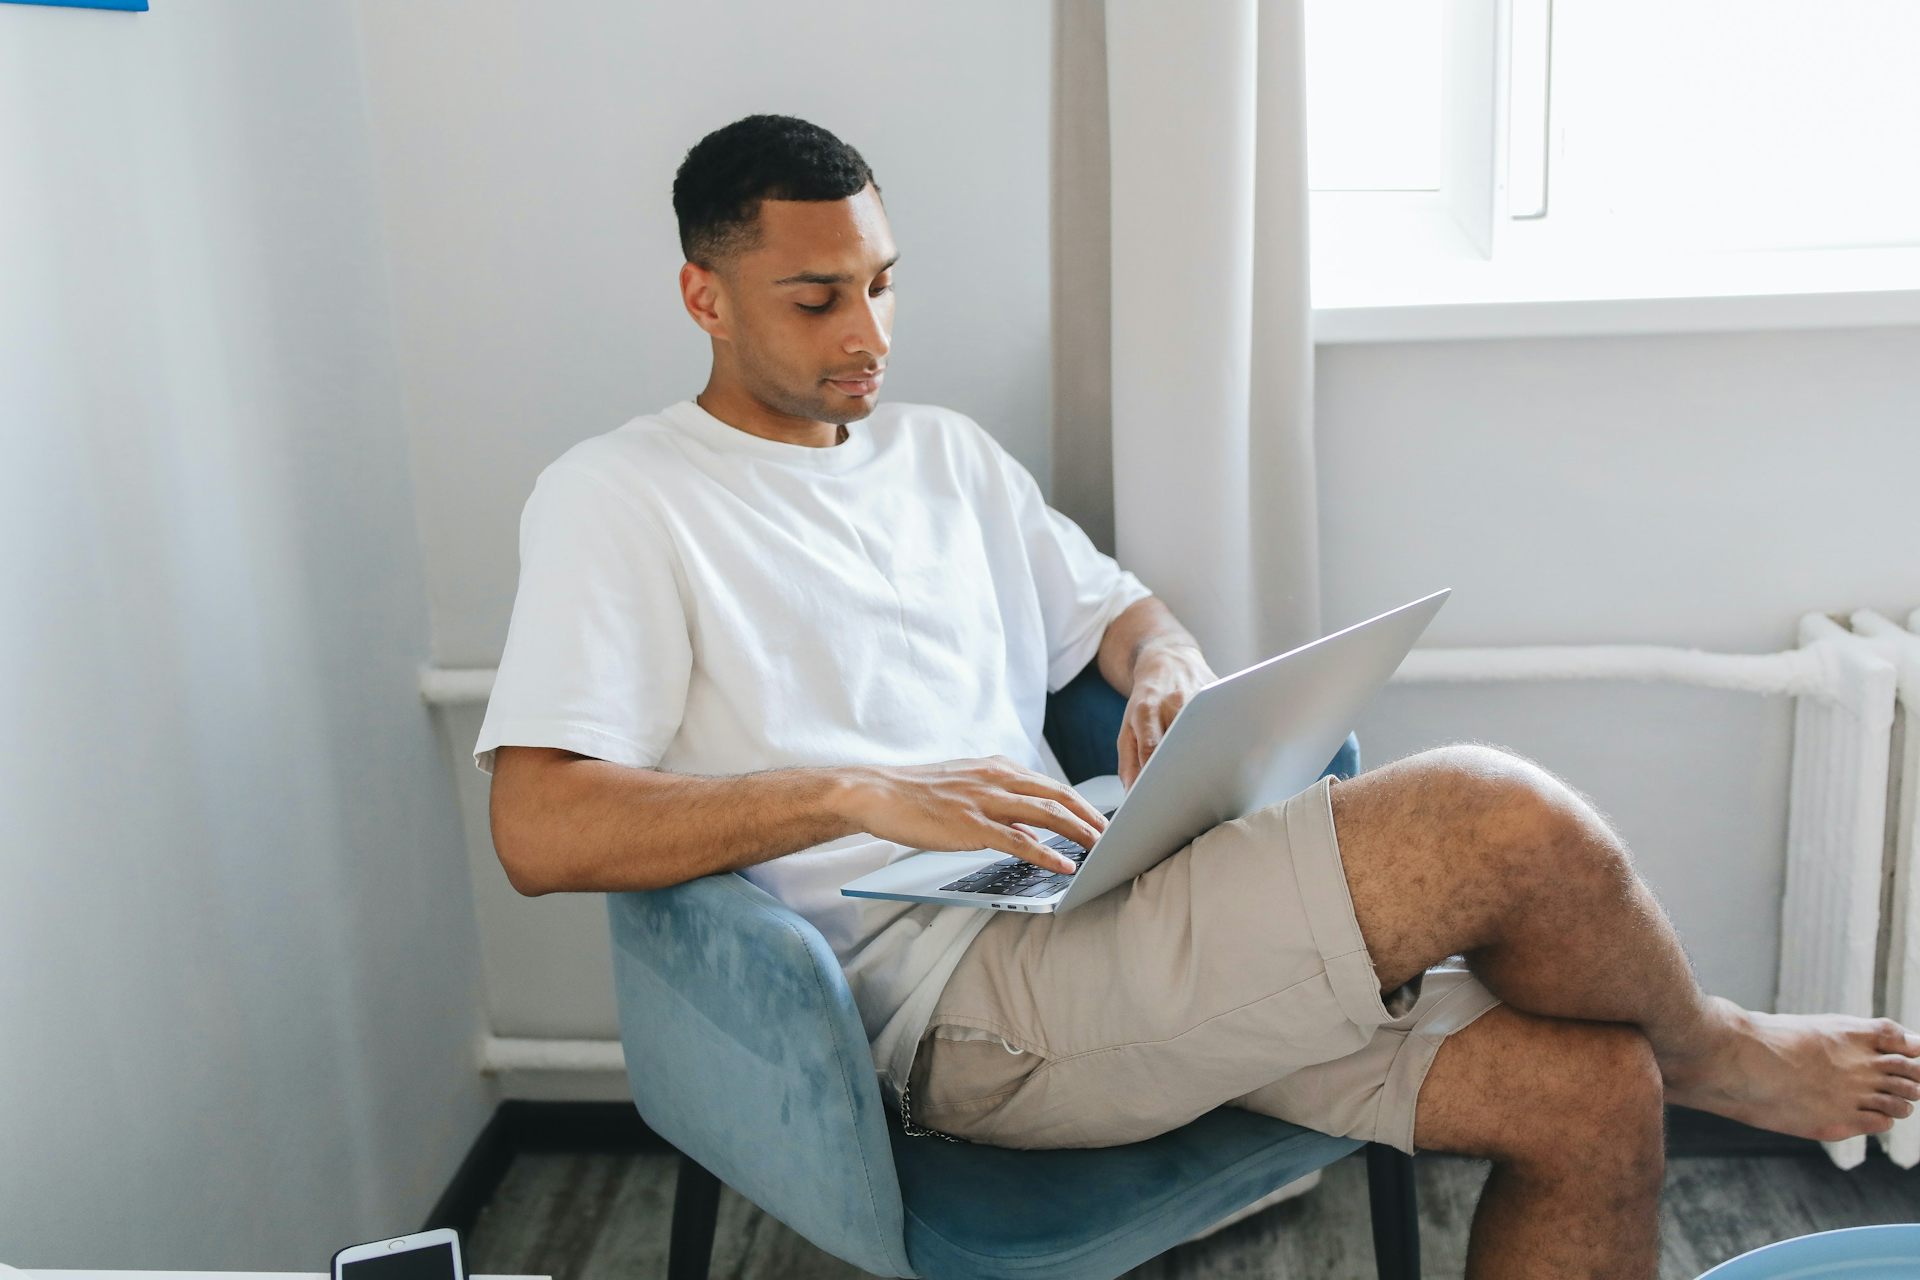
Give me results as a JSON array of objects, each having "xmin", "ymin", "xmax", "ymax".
[
  {"xmin": 1319, "ymin": 327, "xmax": 1920, "ymax": 1009},
  {"xmin": 0, "ymin": 1, "xmax": 490, "ymax": 1266},
  {"xmin": 354, "ymin": 0, "xmax": 1055, "ymax": 1052},
  {"xmin": 354, "ymin": 0, "xmax": 1056, "ymax": 668}
]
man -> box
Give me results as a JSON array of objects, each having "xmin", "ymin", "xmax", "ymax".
[{"xmin": 476, "ymin": 114, "xmax": 1920, "ymax": 1278}]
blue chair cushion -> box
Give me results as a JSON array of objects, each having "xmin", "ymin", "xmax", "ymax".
[{"xmin": 894, "ymin": 1108, "xmax": 1361, "ymax": 1279}]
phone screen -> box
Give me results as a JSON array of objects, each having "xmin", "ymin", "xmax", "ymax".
[{"xmin": 342, "ymin": 1244, "xmax": 457, "ymax": 1280}]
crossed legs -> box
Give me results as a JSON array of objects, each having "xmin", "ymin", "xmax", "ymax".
[{"xmin": 1330, "ymin": 743, "xmax": 1920, "ymax": 1279}]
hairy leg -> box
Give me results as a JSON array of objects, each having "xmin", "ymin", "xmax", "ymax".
[
  {"xmin": 1411, "ymin": 1002, "xmax": 1666, "ymax": 1280},
  {"xmin": 1331, "ymin": 743, "xmax": 1920, "ymax": 1144}
]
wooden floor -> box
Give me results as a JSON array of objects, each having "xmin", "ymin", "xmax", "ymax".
[{"xmin": 463, "ymin": 1145, "xmax": 1920, "ymax": 1279}]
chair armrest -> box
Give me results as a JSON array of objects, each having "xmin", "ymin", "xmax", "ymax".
[
  {"xmin": 606, "ymin": 876, "xmax": 916, "ymax": 1278},
  {"xmin": 1044, "ymin": 660, "xmax": 1132, "ymax": 784}
]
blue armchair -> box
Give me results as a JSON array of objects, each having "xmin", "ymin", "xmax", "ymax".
[{"xmin": 606, "ymin": 661, "xmax": 1413, "ymax": 1280}]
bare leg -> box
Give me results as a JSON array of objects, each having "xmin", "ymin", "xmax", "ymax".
[
  {"xmin": 1332, "ymin": 743, "xmax": 1920, "ymax": 1144},
  {"xmin": 1411, "ymin": 1003, "xmax": 1666, "ymax": 1280}
]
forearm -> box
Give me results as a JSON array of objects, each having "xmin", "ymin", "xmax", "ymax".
[
  {"xmin": 491, "ymin": 748, "xmax": 868, "ymax": 895},
  {"xmin": 1095, "ymin": 595, "xmax": 1209, "ymax": 697}
]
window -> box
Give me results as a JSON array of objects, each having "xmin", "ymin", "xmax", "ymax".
[
  {"xmin": 1304, "ymin": 0, "xmax": 1920, "ymax": 334},
  {"xmin": 1304, "ymin": 0, "xmax": 1441, "ymax": 192},
  {"xmin": 1537, "ymin": 0, "xmax": 1920, "ymax": 254}
]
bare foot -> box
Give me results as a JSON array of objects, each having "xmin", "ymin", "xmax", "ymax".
[{"xmin": 1660, "ymin": 996, "xmax": 1920, "ymax": 1142}]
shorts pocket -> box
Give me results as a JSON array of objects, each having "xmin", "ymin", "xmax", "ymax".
[
  {"xmin": 1382, "ymin": 970, "xmax": 1426, "ymax": 1021},
  {"xmin": 909, "ymin": 1020, "xmax": 1052, "ymax": 1116}
]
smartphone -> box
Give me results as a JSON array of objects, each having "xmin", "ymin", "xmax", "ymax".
[{"xmin": 332, "ymin": 1228, "xmax": 464, "ymax": 1280}]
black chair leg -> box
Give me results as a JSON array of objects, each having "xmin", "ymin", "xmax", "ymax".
[
  {"xmin": 667, "ymin": 1151, "xmax": 722, "ymax": 1280},
  {"xmin": 1365, "ymin": 1142, "xmax": 1421, "ymax": 1280}
]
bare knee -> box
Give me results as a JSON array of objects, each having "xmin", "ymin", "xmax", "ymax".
[
  {"xmin": 1417, "ymin": 1008, "xmax": 1664, "ymax": 1193},
  {"xmin": 1505, "ymin": 1024, "xmax": 1666, "ymax": 1192},
  {"xmin": 1414, "ymin": 743, "xmax": 1626, "ymax": 896},
  {"xmin": 1330, "ymin": 744, "xmax": 1634, "ymax": 986}
]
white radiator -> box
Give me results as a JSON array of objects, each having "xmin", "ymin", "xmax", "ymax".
[
  {"xmin": 1845, "ymin": 610, "xmax": 1920, "ymax": 1168},
  {"xmin": 1774, "ymin": 613, "xmax": 1898, "ymax": 1169}
]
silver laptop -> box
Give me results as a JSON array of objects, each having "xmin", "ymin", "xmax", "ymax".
[{"xmin": 841, "ymin": 587, "xmax": 1450, "ymax": 914}]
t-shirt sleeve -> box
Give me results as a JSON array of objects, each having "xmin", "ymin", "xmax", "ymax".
[
  {"xmin": 472, "ymin": 461, "xmax": 692, "ymax": 775},
  {"xmin": 986, "ymin": 434, "xmax": 1155, "ymax": 693}
]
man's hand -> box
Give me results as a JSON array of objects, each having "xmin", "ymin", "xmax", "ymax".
[
  {"xmin": 839, "ymin": 755, "xmax": 1109, "ymax": 875},
  {"xmin": 1118, "ymin": 643, "xmax": 1219, "ymax": 790}
]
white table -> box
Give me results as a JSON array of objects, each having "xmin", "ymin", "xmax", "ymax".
[{"xmin": 11, "ymin": 1271, "xmax": 547, "ymax": 1280}]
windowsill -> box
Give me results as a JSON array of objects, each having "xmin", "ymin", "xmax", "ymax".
[{"xmin": 1309, "ymin": 192, "xmax": 1920, "ymax": 344}]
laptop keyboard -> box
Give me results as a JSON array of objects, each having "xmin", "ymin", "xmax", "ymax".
[{"xmin": 938, "ymin": 807, "xmax": 1116, "ymax": 898}]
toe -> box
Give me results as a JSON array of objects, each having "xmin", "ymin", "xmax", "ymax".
[
  {"xmin": 1827, "ymin": 1111, "xmax": 1896, "ymax": 1140},
  {"xmin": 1877, "ymin": 1053, "xmax": 1920, "ymax": 1084},
  {"xmin": 1861, "ymin": 1092, "xmax": 1914, "ymax": 1119},
  {"xmin": 1872, "ymin": 1018, "xmax": 1920, "ymax": 1056},
  {"xmin": 1881, "ymin": 1075, "xmax": 1920, "ymax": 1102}
]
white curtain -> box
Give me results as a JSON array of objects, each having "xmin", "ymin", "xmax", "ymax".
[
  {"xmin": 1047, "ymin": 4, "xmax": 1332, "ymax": 1221},
  {"xmin": 1053, "ymin": 0, "xmax": 1321, "ymax": 675}
]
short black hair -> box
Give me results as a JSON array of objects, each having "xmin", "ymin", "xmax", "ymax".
[{"xmin": 672, "ymin": 114, "xmax": 882, "ymax": 272}]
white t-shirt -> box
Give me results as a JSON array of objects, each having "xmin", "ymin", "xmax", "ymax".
[{"xmin": 473, "ymin": 397, "xmax": 1153, "ymax": 1107}]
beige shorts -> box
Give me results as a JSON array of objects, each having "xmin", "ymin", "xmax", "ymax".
[{"xmin": 901, "ymin": 771, "xmax": 1502, "ymax": 1157}]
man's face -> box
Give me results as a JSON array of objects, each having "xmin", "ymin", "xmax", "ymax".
[{"xmin": 695, "ymin": 183, "xmax": 897, "ymax": 426}]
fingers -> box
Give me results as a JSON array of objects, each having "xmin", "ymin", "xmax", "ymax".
[
  {"xmin": 1123, "ymin": 699, "xmax": 1182, "ymax": 782},
  {"xmin": 1129, "ymin": 704, "xmax": 1164, "ymax": 767},
  {"xmin": 995, "ymin": 769, "xmax": 1109, "ymax": 841},
  {"xmin": 1118, "ymin": 726, "xmax": 1139, "ymax": 790},
  {"xmin": 984, "ymin": 821, "xmax": 1077, "ymax": 875},
  {"xmin": 1004, "ymin": 793, "xmax": 1102, "ymax": 852}
]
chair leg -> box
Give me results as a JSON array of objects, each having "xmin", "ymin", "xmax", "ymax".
[
  {"xmin": 668, "ymin": 1151, "xmax": 722, "ymax": 1280},
  {"xmin": 1365, "ymin": 1142, "xmax": 1421, "ymax": 1280}
]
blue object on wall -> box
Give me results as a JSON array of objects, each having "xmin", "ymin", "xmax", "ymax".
[{"xmin": 2, "ymin": 0, "xmax": 148, "ymax": 10}]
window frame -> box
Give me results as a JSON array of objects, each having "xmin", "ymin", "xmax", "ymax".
[{"xmin": 1307, "ymin": 0, "xmax": 1920, "ymax": 341}]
